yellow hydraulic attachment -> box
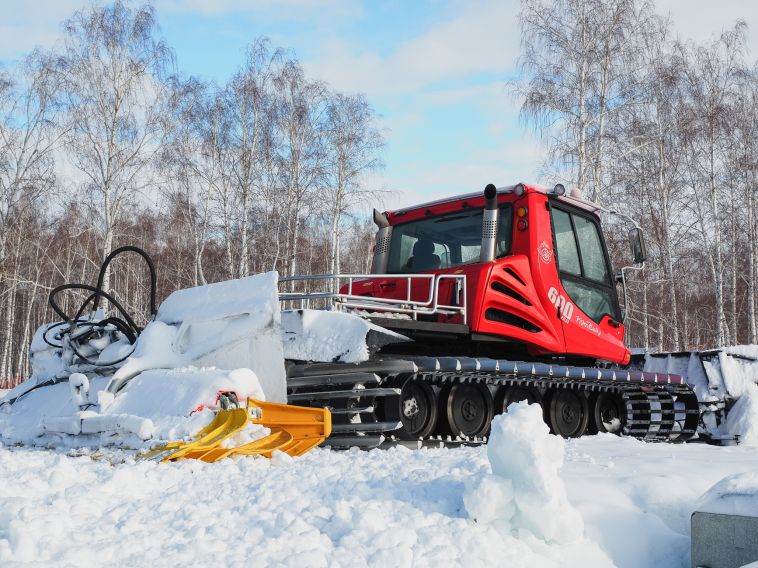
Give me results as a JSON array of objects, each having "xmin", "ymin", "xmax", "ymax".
[{"xmin": 138, "ymin": 399, "xmax": 331, "ymax": 463}]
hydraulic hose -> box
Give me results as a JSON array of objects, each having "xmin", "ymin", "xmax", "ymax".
[{"xmin": 44, "ymin": 245, "xmax": 158, "ymax": 368}]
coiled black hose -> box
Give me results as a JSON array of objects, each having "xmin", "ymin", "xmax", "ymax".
[
  {"xmin": 44, "ymin": 245, "xmax": 158, "ymax": 367},
  {"xmin": 2, "ymin": 246, "xmax": 158, "ymax": 408}
]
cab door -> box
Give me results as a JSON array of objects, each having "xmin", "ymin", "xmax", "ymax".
[{"xmin": 549, "ymin": 205, "xmax": 627, "ymax": 362}]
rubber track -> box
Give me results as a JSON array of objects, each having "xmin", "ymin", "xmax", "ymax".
[{"xmin": 286, "ymin": 359, "xmax": 700, "ymax": 449}]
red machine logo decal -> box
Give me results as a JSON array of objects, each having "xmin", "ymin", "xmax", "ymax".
[
  {"xmin": 537, "ymin": 241, "xmax": 552, "ymax": 264},
  {"xmin": 548, "ymin": 286, "xmax": 574, "ymax": 324}
]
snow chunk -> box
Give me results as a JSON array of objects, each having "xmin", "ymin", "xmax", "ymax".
[
  {"xmin": 1, "ymin": 368, "xmax": 266, "ymax": 445},
  {"xmin": 465, "ymin": 402, "xmax": 585, "ymax": 544},
  {"xmin": 281, "ymin": 309, "xmax": 407, "ymax": 363},
  {"xmin": 156, "ymin": 272, "xmax": 279, "ymax": 325},
  {"xmin": 104, "ymin": 367, "xmax": 265, "ymax": 441},
  {"xmin": 464, "ymin": 402, "xmax": 596, "ymax": 544},
  {"xmin": 696, "ymin": 470, "xmax": 758, "ymax": 517},
  {"xmin": 727, "ymin": 383, "xmax": 758, "ymax": 446},
  {"xmin": 463, "ymin": 403, "xmax": 612, "ymax": 566}
]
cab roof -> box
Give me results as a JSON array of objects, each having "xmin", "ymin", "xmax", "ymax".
[{"xmin": 388, "ymin": 183, "xmax": 602, "ymax": 216}]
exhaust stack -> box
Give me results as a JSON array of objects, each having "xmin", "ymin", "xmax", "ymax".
[
  {"xmin": 480, "ymin": 184, "xmax": 499, "ymax": 263},
  {"xmin": 371, "ymin": 209, "xmax": 392, "ymax": 274}
]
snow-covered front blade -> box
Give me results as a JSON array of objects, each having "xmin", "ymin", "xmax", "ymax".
[{"xmin": 637, "ymin": 347, "xmax": 758, "ymax": 443}]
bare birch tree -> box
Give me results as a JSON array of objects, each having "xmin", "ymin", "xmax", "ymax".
[
  {"xmin": 275, "ymin": 61, "xmax": 328, "ymax": 279},
  {"xmin": 0, "ymin": 50, "xmax": 61, "ymax": 263},
  {"xmin": 324, "ymin": 92, "xmax": 384, "ymax": 275},
  {"xmin": 518, "ymin": 0, "xmax": 653, "ymax": 201},
  {"xmin": 676, "ymin": 23, "xmax": 746, "ymax": 346},
  {"xmin": 58, "ymin": 1, "xmax": 173, "ymax": 292}
]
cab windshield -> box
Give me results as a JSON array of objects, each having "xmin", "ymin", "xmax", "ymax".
[{"xmin": 387, "ymin": 205, "xmax": 512, "ymax": 273}]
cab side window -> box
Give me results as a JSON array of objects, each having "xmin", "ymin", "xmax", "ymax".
[
  {"xmin": 552, "ymin": 209, "xmax": 581, "ymax": 276},
  {"xmin": 573, "ymin": 215, "xmax": 609, "ymax": 283}
]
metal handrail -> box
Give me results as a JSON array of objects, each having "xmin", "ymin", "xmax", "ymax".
[{"xmin": 279, "ymin": 273, "xmax": 467, "ymax": 321}]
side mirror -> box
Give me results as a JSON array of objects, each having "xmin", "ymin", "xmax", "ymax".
[{"xmin": 629, "ymin": 227, "xmax": 646, "ymax": 265}]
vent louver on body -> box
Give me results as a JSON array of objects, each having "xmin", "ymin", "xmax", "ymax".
[
  {"xmin": 485, "ymin": 308, "xmax": 541, "ymax": 333},
  {"xmin": 491, "ymin": 282, "xmax": 531, "ymax": 306}
]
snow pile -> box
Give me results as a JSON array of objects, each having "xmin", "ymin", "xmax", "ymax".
[
  {"xmin": 113, "ymin": 271, "xmax": 286, "ymax": 403},
  {"xmin": 464, "ymin": 403, "xmax": 611, "ymax": 565},
  {"xmin": 281, "ymin": 309, "xmax": 407, "ymax": 363},
  {"xmin": 27, "ymin": 322, "xmax": 67, "ymax": 378},
  {"xmin": 643, "ymin": 346, "xmax": 758, "ymax": 441},
  {"xmin": 1, "ymin": 375, "xmax": 110, "ymax": 443},
  {"xmin": 103, "ymin": 367, "xmax": 266, "ymax": 441},
  {"xmin": 695, "ymin": 470, "xmax": 758, "ymax": 517},
  {"xmin": 4, "ymin": 427, "xmax": 758, "ymax": 566},
  {"xmin": 0, "ymin": 367, "xmax": 266, "ymax": 447},
  {"xmin": 722, "ymin": 345, "xmax": 758, "ymax": 396},
  {"xmin": 642, "ymin": 346, "xmax": 758, "ymax": 401}
]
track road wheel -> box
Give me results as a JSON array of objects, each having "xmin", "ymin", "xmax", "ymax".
[
  {"xmin": 444, "ymin": 382, "xmax": 494, "ymax": 438},
  {"xmin": 386, "ymin": 378, "xmax": 439, "ymax": 439},
  {"xmin": 495, "ymin": 385, "xmax": 541, "ymax": 413},
  {"xmin": 549, "ymin": 389, "xmax": 589, "ymax": 438},
  {"xmin": 593, "ymin": 392, "xmax": 624, "ymax": 434}
]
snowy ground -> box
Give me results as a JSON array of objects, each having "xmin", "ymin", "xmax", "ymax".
[{"xmin": 1, "ymin": 432, "xmax": 757, "ymax": 567}]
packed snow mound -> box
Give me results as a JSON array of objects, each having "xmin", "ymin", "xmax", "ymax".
[
  {"xmin": 464, "ymin": 402, "xmax": 611, "ymax": 565},
  {"xmin": 104, "ymin": 367, "xmax": 266, "ymax": 440},
  {"xmin": 281, "ymin": 309, "xmax": 407, "ymax": 363},
  {"xmin": 696, "ymin": 470, "xmax": 758, "ymax": 517},
  {"xmin": 4, "ymin": 426, "xmax": 758, "ymax": 566}
]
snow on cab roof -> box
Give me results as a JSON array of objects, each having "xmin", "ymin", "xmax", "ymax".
[{"xmin": 389, "ymin": 183, "xmax": 602, "ymax": 215}]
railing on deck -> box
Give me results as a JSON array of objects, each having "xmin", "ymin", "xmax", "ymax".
[{"xmin": 278, "ymin": 273, "xmax": 467, "ymax": 321}]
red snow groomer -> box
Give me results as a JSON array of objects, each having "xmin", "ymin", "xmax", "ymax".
[{"xmin": 283, "ymin": 184, "xmax": 700, "ymax": 447}]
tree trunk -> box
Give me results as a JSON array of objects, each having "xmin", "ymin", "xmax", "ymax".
[{"xmin": 749, "ymin": 181, "xmax": 757, "ymax": 344}]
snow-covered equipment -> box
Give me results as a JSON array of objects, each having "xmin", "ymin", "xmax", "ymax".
[
  {"xmin": 691, "ymin": 472, "xmax": 758, "ymax": 568},
  {"xmin": 637, "ymin": 349, "xmax": 758, "ymax": 442},
  {"xmin": 0, "ymin": 247, "xmax": 330, "ymax": 459},
  {"xmin": 3, "ymin": 183, "xmax": 756, "ymax": 452}
]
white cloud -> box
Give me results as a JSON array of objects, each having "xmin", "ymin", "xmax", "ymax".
[
  {"xmin": 655, "ymin": 0, "xmax": 758, "ymax": 49},
  {"xmin": 305, "ymin": 0, "xmax": 521, "ymax": 96},
  {"xmin": 0, "ymin": 0, "xmax": 83, "ymax": 60},
  {"xmin": 157, "ymin": 0, "xmax": 363, "ymax": 21},
  {"xmin": 370, "ymin": 133, "xmax": 544, "ymax": 212}
]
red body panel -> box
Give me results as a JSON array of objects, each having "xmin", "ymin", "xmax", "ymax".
[{"xmin": 352, "ymin": 185, "xmax": 630, "ymax": 364}]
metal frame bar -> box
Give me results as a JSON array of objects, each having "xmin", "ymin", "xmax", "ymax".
[{"xmin": 279, "ymin": 273, "xmax": 467, "ymax": 321}]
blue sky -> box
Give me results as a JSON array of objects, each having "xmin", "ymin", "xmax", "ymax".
[{"xmin": 1, "ymin": 0, "xmax": 756, "ymax": 211}]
